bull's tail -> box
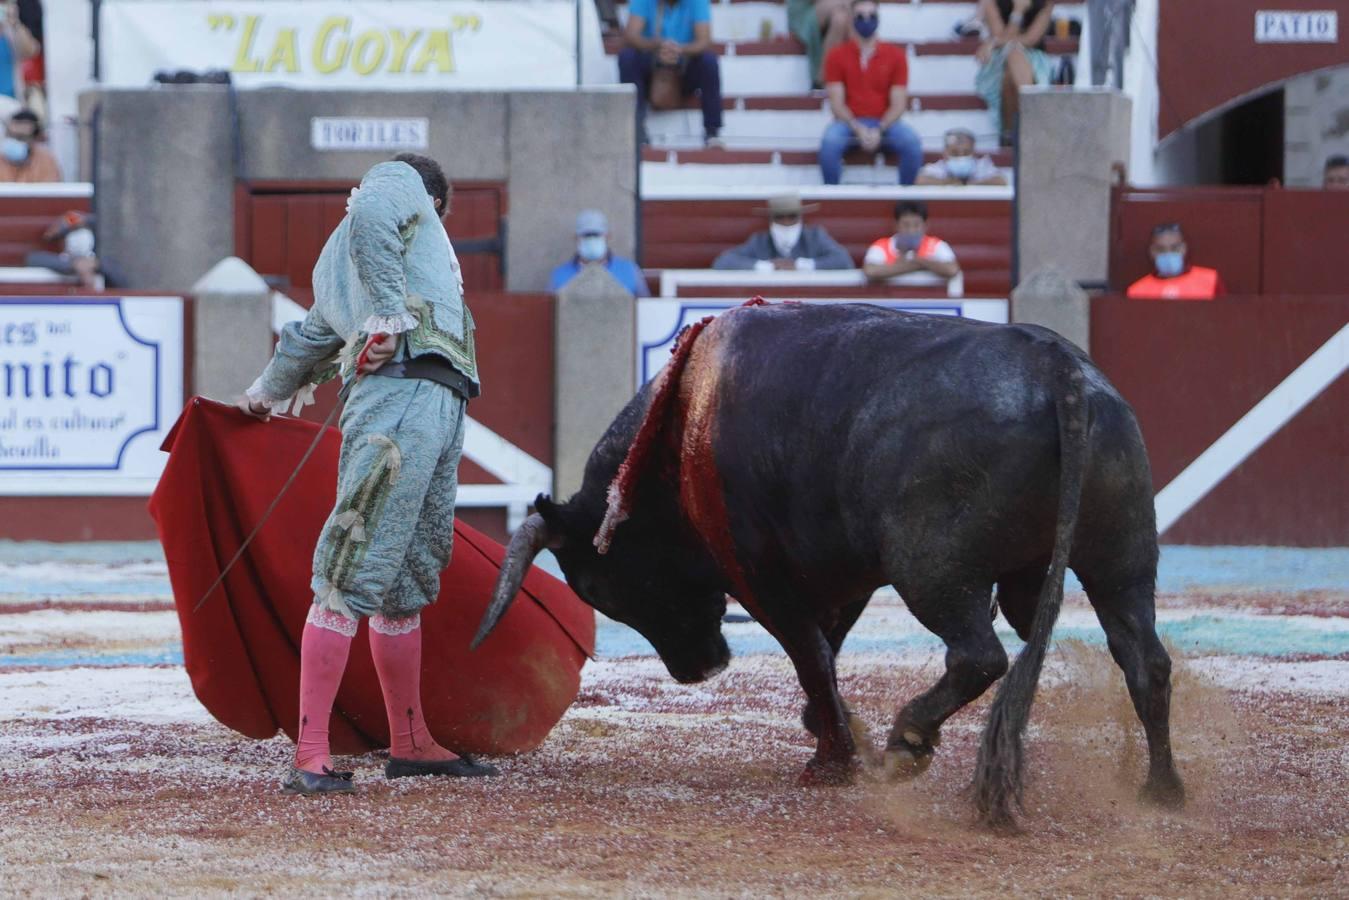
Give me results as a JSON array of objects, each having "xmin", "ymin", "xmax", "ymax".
[{"xmin": 972, "ymin": 343, "xmax": 1090, "ymax": 830}]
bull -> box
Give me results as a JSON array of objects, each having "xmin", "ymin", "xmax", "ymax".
[{"xmin": 474, "ymin": 301, "xmax": 1185, "ymax": 828}]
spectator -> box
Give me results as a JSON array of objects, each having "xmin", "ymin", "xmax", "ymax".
[
  {"xmin": 0, "ymin": 107, "xmax": 60, "ymax": 182},
  {"xmin": 915, "ymin": 128, "xmax": 1008, "ymax": 186},
  {"xmin": 975, "ymin": 0, "xmax": 1057, "ymax": 145},
  {"xmin": 712, "ymin": 194, "xmax": 853, "ymax": 271},
  {"xmin": 0, "ymin": 2, "xmax": 37, "ymax": 102},
  {"xmin": 1126, "ymin": 223, "xmax": 1225, "ymax": 300},
  {"xmin": 863, "ymin": 201, "xmax": 961, "ymax": 285},
  {"xmin": 26, "ymin": 211, "xmax": 123, "ymax": 290},
  {"xmin": 819, "ymin": 0, "xmax": 922, "ymax": 186},
  {"xmin": 619, "ymin": 0, "xmax": 723, "ymax": 147},
  {"xmin": 788, "ymin": 0, "xmax": 853, "ymax": 90},
  {"xmin": 549, "ymin": 209, "xmax": 649, "ymax": 297},
  {"xmin": 1324, "ymin": 155, "xmax": 1349, "ymax": 190}
]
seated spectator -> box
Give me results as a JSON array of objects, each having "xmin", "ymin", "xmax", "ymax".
[
  {"xmin": 819, "ymin": 0, "xmax": 922, "ymax": 185},
  {"xmin": 975, "ymin": 0, "xmax": 1057, "ymax": 145},
  {"xmin": 863, "ymin": 201, "xmax": 961, "ymax": 285},
  {"xmin": 916, "ymin": 128, "xmax": 1008, "ymax": 186},
  {"xmin": 1324, "ymin": 155, "xmax": 1349, "ymax": 190},
  {"xmin": 713, "ymin": 194, "xmax": 853, "ymax": 272},
  {"xmin": 549, "ymin": 209, "xmax": 649, "ymax": 296},
  {"xmin": 0, "ymin": 4, "xmax": 38, "ymax": 102},
  {"xmin": 1126, "ymin": 223, "xmax": 1225, "ymax": 300},
  {"xmin": 619, "ymin": 0, "xmax": 723, "ymax": 147},
  {"xmin": 788, "ymin": 0, "xmax": 853, "ymax": 90},
  {"xmin": 0, "ymin": 107, "xmax": 60, "ymax": 182},
  {"xmin": 26, "ymin": 211, "xmax": 123, "ymax": 289}
]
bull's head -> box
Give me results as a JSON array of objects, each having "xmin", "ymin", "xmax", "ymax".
[{"xmin": 472, "ymin": 494, "xmax": 731, "ymax": 684}]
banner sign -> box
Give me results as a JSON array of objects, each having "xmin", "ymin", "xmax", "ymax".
[
  {"xmin": 636, "ymin": 298, "xmax": 1009, "ymax": 384},
  {"xmin": 1255, "ymin": 10, "xmax": 1337, "ymax": 43},
  {"xmin": 0, "ymin": 297, "xmax": 185, "ymax": 496},
  {"xmin": 100, "ymin": 0, "xmax": 609, "ymax": 90}
]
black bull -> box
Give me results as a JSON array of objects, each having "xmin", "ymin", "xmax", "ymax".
[{"xmin": 475, "ymin": 302, "xmax": 1185, "ymax": 828}]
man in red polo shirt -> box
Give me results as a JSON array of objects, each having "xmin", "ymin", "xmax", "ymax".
[
  {"xmin": 819, "ymin": 0, "xmax": 923, "ymax": 185},
  {"xmin": 1126, "ymin": 222, "xmax": 1226, "ymax": 300}
]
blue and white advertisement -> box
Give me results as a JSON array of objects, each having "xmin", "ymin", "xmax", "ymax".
[
  {"xmin": 0, "ymin": 297, "xmax": 185, "ymax": 495},
  {"xmin": 636, "ymin": 298, "xmax": 1010, "ymax": 385}
]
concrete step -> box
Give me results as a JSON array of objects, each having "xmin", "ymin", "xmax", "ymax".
[
  {"xmin": 640, "ymin": 159, "xmax": 1013, "ymax": 188},
  {"xmin": 614, "ymin": 2, "xmax": 1084, "ymax": 44},
  {"xmin": 601, "ymin": 46, "xmax": 1065, "ymax": 96},
  {"xmin": 674, "ymin": 91, "xmax": 987, "ymax": 112},
  {"xmin": 644, "ymin": 105, "xmax": 1000, "ymax": 149}
]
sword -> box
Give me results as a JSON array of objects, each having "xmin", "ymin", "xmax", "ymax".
[{"xmin": 192, "ymin": 334, "xmax": 389, "ymax": 614}]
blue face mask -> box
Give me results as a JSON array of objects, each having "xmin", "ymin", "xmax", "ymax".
[
  {"xmin": 895, "ymin": 232, "xmax": 922, "ymax": 253},
  {"xmin": 945, "ymin": 155, "xmax": 976, "ymax": 180},
  {"xmin": 2, "ymin": 137, "xmax": 29, "ymax": 165},
  {"xmin": 1154, "ymin": 251, "xmax": 1185, "ymax": 278},
  {"xmin": 854, "ymin": 14, "xmax": 879, "ymax": 38},
  {"xmin": 578, "ymin": 236, "xmax": 607, "ymax": 262}
]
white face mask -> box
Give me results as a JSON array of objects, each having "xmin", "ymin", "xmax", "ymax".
[
  {"xmin": 578, "ymin": 235, "xmax": 607, "ymax": 261},
  {"xmin": 945, "ymin": 155, "xmax": 976, "ymax": 180},
  {"xmin": 769, "ymin": 222, "xmax": 803, "ymax": 256}
]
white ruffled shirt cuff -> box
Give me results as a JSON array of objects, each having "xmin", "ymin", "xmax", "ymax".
[
  {"xmin": 362, "ymin": 313, "xmax": 419, "ymax": 336},
  {"xmin": 244, "ymin": 375, "xmax": 292, "ymax": 415}
]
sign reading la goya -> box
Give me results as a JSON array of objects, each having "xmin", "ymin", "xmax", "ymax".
[
  {"xmin": 1254, "ymin": 10, "xmax": 1338, "ymax": 43},
  {"xmin": 0, "ymin": 297, "xmax": 184, "ymax": 495},
  {"xmin": 99, "ymin": 0, "xmax": 609, "ymax": 90}
]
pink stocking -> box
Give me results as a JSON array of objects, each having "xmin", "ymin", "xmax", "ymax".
[
  {"xmin": 294, "ymin": 606, "xmax": 357, "ymax": 774},
  {"xmin": 369, "ymin": 614, "xmax": 458, "ymax": 762}
]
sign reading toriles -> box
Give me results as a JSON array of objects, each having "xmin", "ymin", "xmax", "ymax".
[
  {"xmin": 1255, "ymin": 10, "xmax": 1338, "ymax": 43},
  {"xmin": 311, "ymin": 117, "xmax": 430, "ymax": 151},
  {"xmin": 0, "ymin": 298, "xmax": 185, "ymax": 495},
  {"xmin": 99, "ymin": 0, "xmax": 610, "ymax": 89}
]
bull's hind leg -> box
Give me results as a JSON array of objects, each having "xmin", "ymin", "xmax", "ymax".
[
  {"xmin": 885, "ymin": 581, "xmax": 1008, "ymax": 778},
  {"xmin": 1082, "ymin": 579, "xmax": 1185, "ymax": 807}
]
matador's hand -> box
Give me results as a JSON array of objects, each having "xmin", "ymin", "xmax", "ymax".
[
  {"xmin": 236, "ymin": 396, "xmax": 272, "ymax": 422},
  {"xmin": 358, "ymin": 332, "xmax": 398, "ymax": 374}
]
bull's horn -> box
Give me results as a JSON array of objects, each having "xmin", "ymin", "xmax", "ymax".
[{"xmin": 470, "ymin": 513, "xmax": 552, "ymax": 650}]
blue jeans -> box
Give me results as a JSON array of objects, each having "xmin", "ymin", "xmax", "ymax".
[
  {"xmin": 618, "ymin": 48, "xmax": 724, "ymax": 136},
  {"xmin": 819, "ymin": 117, "xmax": 923, "ymax": 185}
]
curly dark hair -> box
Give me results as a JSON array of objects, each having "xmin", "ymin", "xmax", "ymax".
[{"xmin": 393, "ymin": 152, "xmax": 450, "ymax": 214}]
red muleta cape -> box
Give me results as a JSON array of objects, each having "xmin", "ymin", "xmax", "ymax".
[{"xmin": 148, "ymin": 397, "xmax": 595, "ymax": 755}]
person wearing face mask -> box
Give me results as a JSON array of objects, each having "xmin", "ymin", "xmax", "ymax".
[
  {"xmin": 1126, "ymin": 223, "xmax": 1225, "ymax": 300},
  {"xmin": 863, "ymin": 201, "xmax": 961, "ymax": 287},
  {"xmin": 818, "ymin": 0, "xmax": 924, "ymax": 185},
  {"xmin": 549, "ymin": 209, "xmax": 649, "ymax": 296},
  {"xmin": 711, "ymin": 194, "xmax": 853, "ymax": 272},
  {"xmin": 915, "ymin": 128, "xmax": 1007, "ymax": 186},
  {"xmin": 0, "ymin": 107, "xmax": 59, "ymax": 182}
]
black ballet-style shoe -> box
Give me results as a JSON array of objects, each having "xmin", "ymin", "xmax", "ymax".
[
  {"xmin": 281, "ymin": 765, "xmax": 357, "ymax": 795},
  {"xmin": 385, "ymin": 754, "xmax": 499, "ymax": 779}
]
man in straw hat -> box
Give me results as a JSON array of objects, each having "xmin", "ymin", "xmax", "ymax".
[{"xmin": 712, "ymin": 193, "xmax": 854, "ymax": 272}]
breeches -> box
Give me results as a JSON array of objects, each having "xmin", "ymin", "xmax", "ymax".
[{"xmin": 310, "ymin": 374, "xmax": 467, "ymax": 620}]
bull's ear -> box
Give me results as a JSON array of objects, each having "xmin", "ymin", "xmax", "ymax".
[{"xmin": 533, "ymin": 494, "xmax": 569, "ymax": 549}]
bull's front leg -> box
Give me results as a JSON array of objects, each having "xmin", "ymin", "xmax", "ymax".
[{"xmin": 771, "ymin": 619, "xmax": 857, "ymax": 786}]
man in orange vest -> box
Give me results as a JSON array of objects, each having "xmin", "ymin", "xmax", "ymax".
[
  {"xmin": 863, "ymin": 200, "xmax": 961, "ymax": 286},
  {"xmin": 1126, "ymin": 223, "xmax": 1225, "ymax": 300}
]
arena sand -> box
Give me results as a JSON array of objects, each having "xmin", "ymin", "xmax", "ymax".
[{"xmin": 1, "ymin": 545, "xmax": 1347, "ymax": 897}]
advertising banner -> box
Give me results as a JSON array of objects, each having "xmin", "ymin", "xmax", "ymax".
[
  {"xmin": 0, "ymin": 297, "xmax": 185, "ymax": 496},
  {"xmin": 636, "ymin": 298, "xmax": 1010, "ymax": 384},
  {"xmin": 100, "ymin": 0, "xmax": 609, "ymax": 90}
]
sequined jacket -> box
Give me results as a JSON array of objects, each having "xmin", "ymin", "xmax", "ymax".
[{"xmin": 247, "ymin": 161, "xmax": 479, "ymax": 412}]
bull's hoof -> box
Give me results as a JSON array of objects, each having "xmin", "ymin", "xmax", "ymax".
[
  {"xmin": 797, "ymin": 758, "xmax": 856, "ymax": 787},
  {"xmin": 1138, "ymin": 772, "xmax": 1186, "ymax": 809}
]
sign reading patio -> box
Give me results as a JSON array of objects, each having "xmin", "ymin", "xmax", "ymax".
[
  {"xmin": 0, "ymin": 297, "xmax": 184, "ymax": 495},
  {"xmin": 99, "ymin": 0, "xmax": 609, "ymax": 90},
  {"xmin": 1254, "ymin": 10, "xmax": 1338, "ymax": 43}
]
